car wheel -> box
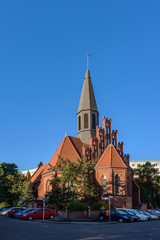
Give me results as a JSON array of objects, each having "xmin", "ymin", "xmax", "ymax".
[
  {"xmin": 28, "ymin": 216, "xmax": 33, "ymax": 221},
  {"xmin": 99, "ymin": 216, "xmax": 104, "ymax": 220},
  {"xmin": 49, "ymin": 215, "xmax": 55, "ymax": 220},
  {"xmin": 119, "ymin": 218, "xmax": 124, "ymax": 223}
]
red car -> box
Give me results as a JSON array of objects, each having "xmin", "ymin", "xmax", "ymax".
[
  {"xmin": 21, "ymin": 208, "xmax": 56, "ymax": 220},
  {"xmin": 8, "ymin": 208, "xmax": 26, "ymax": 218}
]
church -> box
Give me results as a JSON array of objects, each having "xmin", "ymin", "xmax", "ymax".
[{"xmin": 30, "ymin": 61, "xmax": 140, "ymax": 209}]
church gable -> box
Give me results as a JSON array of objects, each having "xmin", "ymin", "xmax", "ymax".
[
  {"xmin": 95, "ymin": 144, "xmax": 128, "ymax": 169},
  {"xmin": 95, "ymin": 145, "xmax": 111, "ymax": 168},
  {"xmin": 48, "ymin": 136, "xmax": 81, "ymax": 169},
  {"xmin": 58, "ymin": 136, "xmax": 81, "ymax": 162},
  {"xmin": 111, "ymin": 145, "xmax": 128, "ymax": 167}
]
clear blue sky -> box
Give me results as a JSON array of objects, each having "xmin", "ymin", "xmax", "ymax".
[{"xmin": 0, "ymin": 1, "xmax": 160, "ymax": 171}]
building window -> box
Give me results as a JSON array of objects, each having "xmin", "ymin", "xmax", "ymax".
[
  {"xmin": 132, "ymin": 164, "xmax": 135, "ymax": 167},
  {"xmin": 92, "ymin": 114, "xmax": 96, "ymax": 129},
  {"xmin": 115, "ymin": 174, "xmax": 120, "ymax": 195},
  {"xmin": 154, "ymin": 164, "xmax": 158, "ymax": 166},
  {"xmin": 78, "ymin": 116, "xmax": 81, "ymax": 131},
  {"xmin": 137, "ymin": 164, "xmax": 141, "ymax": 167},
  {"xmin": 101, "ymin": 175, "xmax": 107, "ymax": 195},
  {"xmin": 46, "ymin": 180, "xmax": 52, "ymax": 192},
  {"xmin": 84, "ymin": 113, "xmax": 88, "ymax": 129}
]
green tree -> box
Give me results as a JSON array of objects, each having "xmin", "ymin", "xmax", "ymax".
[
  {"xmin": 134, "ymin": 162, "xmax": 160, "ymax": 208},
  {"xmin": 0, "ymin": 162, "xmax": 33, "ymax": 206},
  {"xmin": 75, "ymin": 157, "xmax": 100, "ymax": 202},
  {"xmin": 46, "ymin": 156, "xmax": 101, "ymax": 207}
]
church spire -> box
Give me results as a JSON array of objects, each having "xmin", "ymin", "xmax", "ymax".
[
  {"xmin": 77, "ymin": 55, "xmax": 99, "ymax": 144},
  {"xmin": 77, "ymin": 69, "xmax": 98, "ymax": 114}
]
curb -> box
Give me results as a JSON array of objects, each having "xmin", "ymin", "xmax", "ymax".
[{"xmin": 34, "ymin": 219, "xmax": 118, "ymax": 224}]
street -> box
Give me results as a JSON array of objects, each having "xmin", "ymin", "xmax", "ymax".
[{"xmin": 1, "ymin": 217, "xmax": 160, "ymax": 240}]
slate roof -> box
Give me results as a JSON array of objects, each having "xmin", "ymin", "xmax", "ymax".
[{"xmin": 77, "ymin": 69, "xmax": 98, "ymax": 114}]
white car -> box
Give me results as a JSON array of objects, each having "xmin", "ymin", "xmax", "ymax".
[
  {"xmin": 117, "ymin": 208, "xmax": 148, "ymax": 221},
  {"xmin": 145, "ymin": 211, "xmax": 159, "ymax": 220},
  {"xmin": 128, "ymin": 209, "xmax": 148, "ymax": 221},
  {"xmin": 147, "ymin": 210, "xmax": 160, "ymax": 219}
]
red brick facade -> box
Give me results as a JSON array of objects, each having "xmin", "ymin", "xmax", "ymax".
[{"xmin": 31, "ymin": 116, "xmax": 140, "ymax": 209}]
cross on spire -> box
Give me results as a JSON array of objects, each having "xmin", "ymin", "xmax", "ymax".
[{"xmin": 86, "ymin": 52, "xmax": 90, "ymax": 70}]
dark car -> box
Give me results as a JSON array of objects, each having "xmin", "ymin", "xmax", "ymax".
[
  {"xmin": 21, "ymin": 208, "xmax": 56, "ymax": 220},
  {"xmin": 8, "ymin": 208, "xmax": 26, "ymax": 218},
  {"xmin": 99, "ymin": 209, "xmax": 133, "ymax": 223}
]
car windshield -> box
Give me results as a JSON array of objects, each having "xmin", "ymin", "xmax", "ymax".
[
  {"xmin": 22, "ymin": 209, "xmax": 35, "ymax": 214},
  {"xmin": 29, "ymin": 209, "xmax": 38, "ymax": 213},
  {"xmin": 137, "ymin": 210, "xmax": 143, "ymax": 214},
  {"xmin": 129, "ymin": 210, "xmax": 138, "ymax": 214},
  {"xmin": 6, "ymin": 208, "xmax": 13, "ymax": 211},
  {"xmin": 150, "ymin": 212, "xmax": 157, "ymax": 215},
  {"xmin": 145, "ymin": 212, "xmax": 150, "ymax": 216},
  {"xmin": 127, "ymin": 211, "xmax": 134, "ymax": 216},
  {"xmin": 1, "ymin": 207, "xmax": 10, "ymax": 211},
  {"xmin": 117, "ymin": 210, "xmax": 127, "ymax": 215}
]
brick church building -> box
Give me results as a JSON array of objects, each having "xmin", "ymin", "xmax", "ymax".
[{"xmin": 30, "ymin": 65, "xmax": 140, "ymax": 209}]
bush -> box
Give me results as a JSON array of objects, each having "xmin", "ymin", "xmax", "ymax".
[
  {"xmin": 68, "ymin": 201, "xmax": 88, "ymax": 212},
  {"xmin": 90, "ymin": 200, "xmax": 109, "ymax": 210},
  {"xmin": 0, "ymin": 202, "xmax": 10, "ymax": 207}
]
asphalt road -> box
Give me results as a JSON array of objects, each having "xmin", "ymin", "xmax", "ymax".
[{"xmin": 1, "ymin": 217, "xmax": 160, "ymax": 240}]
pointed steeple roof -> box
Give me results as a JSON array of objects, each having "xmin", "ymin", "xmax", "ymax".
[{"xmin": 77, "ymin": 69, "xmax": 98, "ymax": 114}]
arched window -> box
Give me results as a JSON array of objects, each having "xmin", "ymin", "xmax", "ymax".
[
  {"xmin": 78, "ymin": 116, "xmax": 81, "ymax": 131},
  {"xmin": 46, "ymin": 180, "xmax": 52, "ymax": 193},
  {"xmin": 101, "ymin": 175, "xmax": 107, "ymax": 195},
  {"xmin": 84, "ymin": 113, "xmax": 88, "ymax": 129},
  {"xmin": 115, "ymin": 174, "xmax": 120, "ymax": 195},
  {"xmin": 92, "ymin": 114, "xmax": 96, "ymax": 129}
]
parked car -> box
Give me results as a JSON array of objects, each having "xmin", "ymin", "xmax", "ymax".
[
  {"xmin": 8, "ymin": 208, "xmax": 26, "ymax": 218},
  {"xmin": 21, "ymin": 208, "xmax": 56, "ymax": 220},
  {"xmin": 99, "ymin": 209, "xmax": 133, "ymax": 223},
  {"xmin": 0, "ymin": 207, "xmax": 10, "ymax": 213},
  {"xmin": 116, "ymin": 209, "xmax": 140, "ymax": 222},
  {"xmin": 14, "ymin": 208, "xmax": 36, "ymax": 219},
  {"xmin": 143, "ymin": 211, "xmax": 159, "ymax": 220},
  {"xmin": 127, "ymin": 209, "xmax": 148, "ymax": 221},
  {"xmin": 134, "ymin": 209, "xmax": 150, "ymax": 220},
  {"xmin": 147, "ymin": 210, "xmax": 160, "ymax": 219},
  {"xmin": 0, "ymin": 207, "xmax": 13, "ymax": 216}
]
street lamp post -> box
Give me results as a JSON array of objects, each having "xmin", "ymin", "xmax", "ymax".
[
  {"xmin": 102, "ymin": 195, "xmax": 113, "ymax": 222},
  {"xmin": 108, "ymin": 196, "xmax": 113, "ymax": 222},
  {"xmin": 20, "ymin": 184, "xmax": 23, "ymax": 208}
]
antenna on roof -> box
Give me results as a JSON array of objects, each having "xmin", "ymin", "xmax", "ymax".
[{"xmin": 86, "ymin": 52, "xmax": 90, "ymax": 70}]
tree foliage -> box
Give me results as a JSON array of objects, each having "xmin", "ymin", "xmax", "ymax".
[
  {"xmin": 0, "ymin": 162, "xmax": 33, "ymax": 207},
  {"xmin": 46, "ymin": 156, "xmax": 101, "ymax": 207},
  {"xmin": 134, "ymin": 162, "xmax": 160, "ymax": 208}
]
